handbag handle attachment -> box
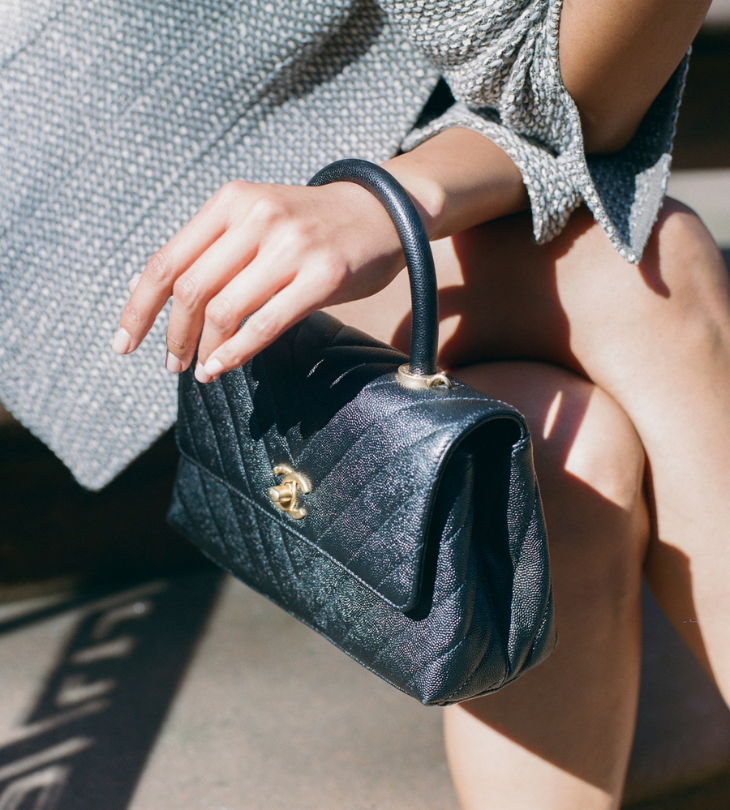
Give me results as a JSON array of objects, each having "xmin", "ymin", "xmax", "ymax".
[{"xmin": 307, "ymin": 159, "xmax": 450, "ymax": 389}]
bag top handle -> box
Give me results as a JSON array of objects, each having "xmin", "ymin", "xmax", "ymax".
[{"xmin": 308, "ymin": 159, "xmax": 441, "ymax": 382}]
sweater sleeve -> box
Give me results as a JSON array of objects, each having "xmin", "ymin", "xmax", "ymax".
[{"xmin": 381, "ymin": 0, "xmax": 688, "ymax": 264}]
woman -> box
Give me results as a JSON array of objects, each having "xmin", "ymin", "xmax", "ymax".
[{"xmin": 3, "ymin": 0, "xmax": 725, "ymax": 807}]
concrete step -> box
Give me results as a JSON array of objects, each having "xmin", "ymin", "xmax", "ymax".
[
  {"xmin": 668, "ymin": 169, "xmax": 730, "ymax": 248},
  {"xmin": 1, "ymin": 570, "xmax": 730, "ymax": 810},
  {"xmin": 706, "ymin": 0, "xmax": 730, "ymax": 27},
  {"xmin": 0, "ymin": 573, "xmax": 458, "ymax": 810}
]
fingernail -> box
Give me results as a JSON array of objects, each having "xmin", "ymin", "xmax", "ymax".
[
  {"xmin": 112, "ymin": 327, "xmax": 132, "ymax": 355},
  {"xmin": 204, "ymin": 358, "xmax": 225, "ymax": 378},
  {"xmin": 194, "ymin": 362, "xmax": 212, "ymax": 384},
  {"xmin": 165, "ymin": 351, "xmax": 183, "ymax": 374},
  {"xmin": 128, "ymin": 273, "xmax": 142, "ymax": 294}
]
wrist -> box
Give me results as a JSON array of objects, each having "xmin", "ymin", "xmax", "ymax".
[
  {"xmin": 381, "ymin": 128, "xmax": 528, "ymax": 243},
  {"xmin": 380, "ymin": 160, "xmax": 448, "ymax": 241}
]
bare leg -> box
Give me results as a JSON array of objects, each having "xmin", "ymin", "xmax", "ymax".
[
  {"xmin": 326, "ymin": 199, "xmax": 730, "ymax": 806},
  {"xmin": 329, "ymin": 199, "xmax": 730, "ymax": 680},
  {"xmin": 329, "ymin": 276, "xmax": 652, "ymax": 809},
  {"xmin": 443, "ymin": 362, "xmax": 649, "ymax": 810},
  {"xmin": 541, "ymin": 205, "xmax": 730, "ymax": 687}
]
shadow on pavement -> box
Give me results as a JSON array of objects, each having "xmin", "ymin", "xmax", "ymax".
[{"xmin": 0, "ymin": 571, "xmax": 224, "ymax": 810}]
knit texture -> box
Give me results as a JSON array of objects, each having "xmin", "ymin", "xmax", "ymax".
[
  {"xmin": 0, "ymin": 0, "xmax": 685, "ymax": 488},
  {"xmin": 398, "ymin": 0, "xmax": 688, "ymax": 259}
]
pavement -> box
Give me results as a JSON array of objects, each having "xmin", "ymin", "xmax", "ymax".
[
  {"xmin": 0, "ymin": 419, "xmax": 459, "ymax": 810},
  {"xmin": 0, "ymin": 573, "xmax": 459, "ymax": 810},
  {"xmin": 2, "ymin": 425, "xmax": 730, "ymax": 810},
  {"xmin": 1, "ymin": 4, "xmax": 729, "ymax": 809}
]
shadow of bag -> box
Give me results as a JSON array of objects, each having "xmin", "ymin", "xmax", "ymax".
[{"xmin": 166, "ymin": 159, "xmax": 556, "ymax": 705}]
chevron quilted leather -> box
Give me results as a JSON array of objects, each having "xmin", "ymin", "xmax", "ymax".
[{"xmin": 168, "ymin": 311, "xmax": 556, "ymax": 705}]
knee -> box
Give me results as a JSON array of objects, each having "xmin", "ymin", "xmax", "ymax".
[
  {"xmin": 644, "ymin": 199, "xmax": 730, "ymax": 349},
  {"xmin": 656, "ymin": 198, "xmax": 726, "ymax": 276},
  {"xmin": 471, "ymin": 362, "xmax": 646, "ymax": 513},
  {"xmin": 555, "ymin": 201, "xmax": 730, "ymax": 384},
  {"xmin": 538, "ymin": 373, "xmax": 650, "ymax": 613},
  {"xmin": 456, "ymin": 361, "xmax": 650, "ymax": 610}
]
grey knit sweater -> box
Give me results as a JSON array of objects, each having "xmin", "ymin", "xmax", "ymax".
[{"xmin": 0, "ymin": 0, "xmax": 686, "ymax": 489}]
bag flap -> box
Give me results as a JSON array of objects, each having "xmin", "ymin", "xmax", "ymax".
[{"xmin": 175, "ymin": 312, "xmax": 527, "ymax": 612}]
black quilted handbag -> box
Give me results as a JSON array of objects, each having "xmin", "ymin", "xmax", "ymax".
[{"xmin": 167, "ymin": 159, "xmax": 556, "ymax": 705}]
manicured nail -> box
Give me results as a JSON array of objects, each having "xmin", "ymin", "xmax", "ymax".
[
  {"xmin": 194, "ymin": 362, "xmax": 212, "ymax": 384},
  {"xmin": 112, "ymin": 327, "xmax": 132, "ymax": 355},
  {"xmin": 204, "ymin": 358, "xmax": 225, "ymax": 378},
  {"xmin": 128, "ymin": 273, "xmax": 142, "ymax": 294},
  {"xmin": 165, "ymin": 351, "xmax": 183, "ymax": 374}
]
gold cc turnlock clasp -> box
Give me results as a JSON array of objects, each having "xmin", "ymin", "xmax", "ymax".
[{"xmin": 268, "ymin": 464, "xmax": 311, "ymax": 520}]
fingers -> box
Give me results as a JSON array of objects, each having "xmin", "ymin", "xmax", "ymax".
[
  {"xmin": 164, "ymin": 226, "xmax": 260, "ymax": 371},
  {"xmin": 112, "ymin": 179, "xmax": 405, "ymax": 379},
  {"xmin": 194, "ymin": 281, "xmax": 321, "ymax": 383},
  {"xmin": 194, "ymin": 253, "xmax": 295, "ymax": 369},
  {"xmin": 113, "ymin": 184, "xmax": 242, "ymax": 355}
]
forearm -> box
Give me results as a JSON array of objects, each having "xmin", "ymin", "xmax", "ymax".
[
  {"xmin": 380, "ymin": 127, "xmax": 529, "ymax": 242},
  {"xmin": 559, "ymin": 0, "xmax": 712, "ymax": 154}
]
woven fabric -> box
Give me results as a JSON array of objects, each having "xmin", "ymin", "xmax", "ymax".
[
  {"xmin": 0, "ymin": 0, "xmax": 684, "ymax": 488},
  {"xmin": 397, "ymin": 0, "xmax": 688, "ymax": 259}
]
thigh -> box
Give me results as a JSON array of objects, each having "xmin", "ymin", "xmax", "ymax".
[{"xmin": 326, "ymin": 198, "xmax": 730, "ymax": 388}]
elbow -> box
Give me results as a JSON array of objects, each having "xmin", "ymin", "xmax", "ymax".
[
  {"xmin": 578, "ymin": 105, "xmax": 644, "ymax": 155},
  {"xmin": 560, "ymin": 60, "xmax": 650, "ymax": 154}
]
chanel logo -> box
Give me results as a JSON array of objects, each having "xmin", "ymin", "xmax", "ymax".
[{"xmin": 268, "ymin": 464, "xmax": 311, "ymax": 520}]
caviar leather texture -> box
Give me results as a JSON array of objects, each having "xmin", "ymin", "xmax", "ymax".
[{"xmin": 167, "ymin": 160, "xmax": 556, "ymax": 705}]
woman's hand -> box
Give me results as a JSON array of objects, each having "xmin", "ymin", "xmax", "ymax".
[
  {"xmin": 112, "ymin": 179, "xmax": 406, "ymax": 382},
  {"xmin": 112, "ymin": 128, "xmax": 528, "ymax": 382}
]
